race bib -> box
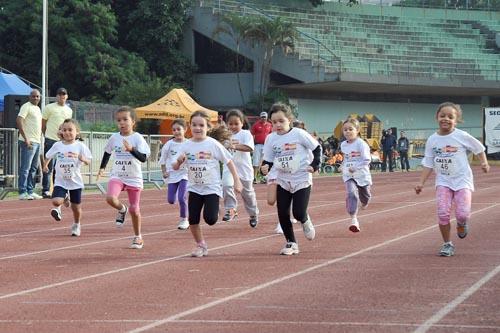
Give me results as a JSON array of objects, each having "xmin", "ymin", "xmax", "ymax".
[
  {"xmin": 188, "ymin": 164, "xmax": 213, "ymax": 185},
  {"xmin": 434, "ymin": 156, "xmax": 457, "ymax": 176},
  {"xmin": 274, "ymin": 154, "xmax": 300, "ymax": 173},
  {"xmin": 58, "ymin": 161, "xmax": 76, "ymax": 180},
  {"xmin": 114, "ymin": 159, "xmax": 133, "ymax": 178}
]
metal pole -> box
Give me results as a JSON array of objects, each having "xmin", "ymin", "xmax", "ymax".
[{"xmin": 42, "ymin": 0, "xmax": 48, "ymax": 108}]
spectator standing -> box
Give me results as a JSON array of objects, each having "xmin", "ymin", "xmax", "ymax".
[
  {"xmin": 16, "ymin": 89, "xmax": 43, "ymax": 200},
  {"xmin": 326, "ymin": 131, "xmax": 339, "ymax": 152},
  {"xmin": 250, "ymin": 111, "xmax": 272, "ymax": 183},
  {"xmin": 397, "ymin": 130, "xmax": 411, "ymax": 171},
  {"xmin": 41, "ymin": 87, "xmax": 73, "ymax": 198},
  {"xmin": 381, "ymin": 128, "xmax": 396, "ymax": 172}
]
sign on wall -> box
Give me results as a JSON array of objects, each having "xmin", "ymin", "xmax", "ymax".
[{"xmin": 484, "ymin": 107, "xmax": 500, "ymax": 154}]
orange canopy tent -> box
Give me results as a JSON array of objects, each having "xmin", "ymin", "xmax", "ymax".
[{"xmin": 135, "ymin": 88, "xmax": 218, "ymax": 135}]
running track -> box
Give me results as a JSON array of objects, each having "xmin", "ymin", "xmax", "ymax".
[{"xmin": 0, "ymin": 167, "xmax": 499, "ymax": 332}]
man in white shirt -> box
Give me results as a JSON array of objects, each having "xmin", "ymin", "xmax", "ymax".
[{"xmin": 41, "ymin": 87, "xmax": 73, "ymax": 198}]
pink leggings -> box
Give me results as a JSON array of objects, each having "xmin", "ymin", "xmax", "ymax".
[
  {"xmin": 436, "ymin": 186, "xmax": 471, "ymax": 226},
  {"xmin": 107, "ymin": 178, "xmax": 142, "ymax": 213}
]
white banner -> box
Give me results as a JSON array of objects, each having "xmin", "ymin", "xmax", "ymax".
[{"xmin": 484, "ymin": 107, "xmax": 500, "ymax": 154}]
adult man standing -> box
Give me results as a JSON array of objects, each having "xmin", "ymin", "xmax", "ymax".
[
  {"xmin": 397, "ymin": 130, "xmax": 411, "ymax": 172},
  {"xmin": 381, "ymin": 128, "xmax": 396, "ymax": 172},
  {"xmin": 250, "ymin": 111, "xmax": 272, "ymax": 183},
  {"xmin": 16, "ymin": 89, "xmax": 43, "ymax": 200},
  {"xmin": 41, "ymin": 87, "xmax": 73, "ymax": 198}
]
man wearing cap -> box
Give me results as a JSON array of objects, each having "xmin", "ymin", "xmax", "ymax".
[
  {"xmin": 16, "ymin": 89, "xmax": 43, "ymax": 200},
  {"xmin": 41, "ymin": 87, "xmax": 73, "ymax": 198},
  {"xmin": 250, "ymin": 111, "xmax": 272, "ymax": 183}
]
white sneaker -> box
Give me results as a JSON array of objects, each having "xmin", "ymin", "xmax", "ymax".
[
  {"xmin": 51, "ymin": 208, "xmax": 62, "ymax": 222},
  {"xmin": 130, "ymin": 236, "xmax": 144, "ymax": 249},
  {"xmin": 19, "ymin": 193, "xmax": 33, "ymax": 200},
  {"xmin": 71, "ymin": 223, "xmax": 81, "ymax": 236},
  {"xmin": 274, "ymin": 222, "xmax": 283, "ymax": 234},
  {"xmin": 349, "ymin": 217, "xmax": 360, "ymax": 232},
  {"xmin": 191, "ymin": 244, "xmax": 208, "ymax": 257},
  {"xmin": 30, "ymin": 193, "xmax": 43, "ymax": 200},
  {"xmin": 177, "ymin": 218, "xmax": 189, "ymax": 230},
  {"xmin": 302, "ymin": 216, "xmax": 315, "ymax": 240},
  {"xmin": 280, "ymin": 242, "xmax": 299, "ymax": 255}
]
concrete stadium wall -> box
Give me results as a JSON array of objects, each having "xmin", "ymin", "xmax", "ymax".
[
  {"xmin": 294, "ymin": 98, "xmax": 482, "ymax": 139},
  {"xmin": 193, "ymin": 73, "xmax": 254, "ymax": 107}
]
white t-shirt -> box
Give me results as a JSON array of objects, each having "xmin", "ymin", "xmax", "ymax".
[
  {"xmin": 45, "ymin": 141, "xmax": 92, "ymax": 190},
  {"xmin": 341, "ymin": 138, "xmax": 372, "ymax": 186},
  {"xmin": 104, "ymin": 132, "xmax": 151, "ymax": 188},
  {"xmin": 263, "ymin": 128, "xmax": 319, "ymax": 187},
  {"xmin": 229, "ymin": 129, "xmax": 254, "ymax": 181},
  {"xmin": 159, "ymin": 139, "xmax": 188, "ymax": 184},
  {"xmin": 422, "ymin": 128, "xmax": 485, "ymax": 191},
  {"xmin": 178, "ymin": 136, "xmax": 233, "ymax": 197}
]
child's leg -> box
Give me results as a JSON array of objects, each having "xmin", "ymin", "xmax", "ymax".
[
  {"xmin": 276, "ymin": 185, "xmax": 295, "ymax": 243},
  {"xmin": 240, "ymin": 180, "xmax": 259, "ymax": 217},
  {"xmin": 267, "ymin": 182, "xmax": 277, "ymax": 206},
  {"xmin": 177, "ymin": 179, "xmax": 188, "ymax": 219},
  {"xmin": 358, "ymin": 184, "xmax": 372, "ymax": 208},
  {"xmin": 436, "ymin": 186, "xmax": 453, "ymax": 243},
  {"xmin": 223, "ymin": 185, "xmax": 237, "ymax": 211},
  {"xmin": 188, "ymin": 192, "xmax": 204, "ymax": 244},
  {"xmin": 345, "ymin": 179, "xmax": 360, "ymax": 217},
  {"xmin": 69, "ymin": 189, "xmax": 83, "ymax": 223},
  {"xmin": 51, "ymin": 186, "xmax": 66, "ymax": 207},
  {"xmin": 106, "ymin": 179, "xmax": 125, "ymax": 210},
  {"xmin": 453, "ymin": 188, "xmax": 472, "ymax": 225},
  {"xmin": 203, "ymin": 194, "xmax": 220, "ymax": 226},
  {"xmin": 167, "ymin": 182, "xmax": 179, "ymax": 205},
  {"xmin": 291, "ymin": 186, "xmax": 311, "ymax": 223},
  {"xmin": 126, "ymin": 187, "xmax": 142, "ymax": 236}
]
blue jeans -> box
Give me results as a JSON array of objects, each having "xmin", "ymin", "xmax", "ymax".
[
  {"xmin": 42, "ymin": 138, "xmax": 57, "ymax": 193},
  {"xmin": 18, "ymin": 140, "xmax": 41, "ymax": 195}
]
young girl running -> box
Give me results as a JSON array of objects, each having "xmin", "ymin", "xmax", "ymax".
[
  {"xmin": 43, "ymin": 119, "xmax": 92, "ymax": 236},
  {"xmin": 340, "ymin": 118, "xmax": 372, "ymax": 232},
  {"xmin": 97, "ymin": 106, "xmax": 151, "ymax": 249},
  {"xmin": 224, "ymin": 109, "xmax": 259, "ymax": 227},
  {"xmin": 415, "ymin": 102, "xmax": 489, "ymax": 257},
  {"xmin": 172, "ymin": 110, "xmax": 242, "ymax": 257},
  {"xmin": 260, "ymin": 103, "xmax": 321, "ymax": 255},
  {"xmin": 159, "ymin": 119, "xmax": 189, "ymax": 230}
]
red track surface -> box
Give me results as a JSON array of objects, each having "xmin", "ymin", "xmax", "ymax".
[{"xmin": 0, "ymin": 167, "xmax": 499, "ymax": 333}]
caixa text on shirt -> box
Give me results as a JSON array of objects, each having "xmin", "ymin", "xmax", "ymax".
[{"xmin": 115, "ymin": 160, "xmax": 132, "ymax": 165}]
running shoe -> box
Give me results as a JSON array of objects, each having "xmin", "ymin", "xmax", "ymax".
[
  {"xmin": 115, "ymin": 205, "xmax": 128, "ymax": 227},
  {"xmin": 30, "ymin": 193, "xmax": 43, "ymax": 200},
  {"xmin": 130, "ymin": 236, "xmax": 144, "ymax": 249},
  {"xmin": 457, "ymin": 223, "xmax": 468, "ymax": 239},
  {"xmin": 249, "ymin": 216, "xmax": 258, "ymax": 228},
  {"xmin": 177, "ymin": 218, "xmax": 189, "ymax": 230},
  {"xmin": 19, "ymin": 193, "xmax": 33, "ymax": 200},
  {"xmin": 280, "ymin": 242, "xmax": 299, "ymax": 255},
  {"xmin": 191, "ymin": 244, "xmax": 208, "ymax": 257},
  {"xmin": 222, "ymin": 208, "xmax": 238, "ymax": 222},
  {"xmin": 42, "ymin": 191, "xmax": 51, "ymax": 199},
  {"xmin": 439, "ymin": 243, "xmax": 455, "ymax": 257},
  {"xmin": 302, "ymin": 216, "xmax": 315, "ymax": 240},
  {"xmin": 349, "ymin": 217, "xmax": 360, "ymax": 233},
  {"xmin": 71, "ymin": 223, "xmax": 81, "ymax": 237},
  {"xmin": 51, "ymin": 208, "xmax": 62, "ymax": 222}
]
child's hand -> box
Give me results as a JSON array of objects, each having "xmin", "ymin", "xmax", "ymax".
[
  {"xmin": 162, "ymin": 171, "xmax": 169, "ymax": 179},
  {"xmin": 415, "ymin": 184, "xmax": 423, "ymax": 194},
  {"xmin": 42, "ymin": 165, "xmax": 49, "ymax": 173},
  {"xmin": 481, "ymin": 163, "xmax": 490, "ymax": 173},
  {"xmin": 348, "ymin": 167, "xmax": 356, "ymax": 173},
  {"xmin": 96, "ymin": 168, "xmax": 105, "ymax": 181},
  {"xmin": 306, "ymin": 166, "xmax": 314, "ymax": 173},
  {"xmin": 177, "ymin": 154, "xmax": 186, "ymax": 164},
  {"xmin": 260, "ymin": 164, "xmax": 269, "ymax": 175},
  {"xmin": 234, "ymin": 179, "xmax": 243, "ymax": 193},
  {"xmin": 123, "ymin": 139, "xmax": 133, "ymax": 152}
]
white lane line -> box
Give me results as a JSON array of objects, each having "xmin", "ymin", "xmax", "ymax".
[
  {"xmin": 414, "ymin": 264, "xmax": 500, "ymax": 333},
  {"xmin": 128, "ymin": 203, "xmax": 499, "ymax": 333}
]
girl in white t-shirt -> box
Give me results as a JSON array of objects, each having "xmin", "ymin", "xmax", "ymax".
[
  {"xmin": 340, "ymin": 118, "xmax": 372, "ymax": 233},
  {"xmin": 224, "ymin": 109, "xmax": 259, "ymax": 227},
  {"xmin": 97, "ymin": 106, "xmax": 151, "ymax": 249},
  {"xmin": 173, "ymin": 110, "xmax": 242, "ymax": 258},
  {"xmin": 415, "ymin": 102, "xmax": 489, "ymax": 257},
  {"xmin": 43, "ymin": 119, "xmax": 92, "ymax": 237},
  {"xmin": 159, "ymin": 119, "xmax": 189, "ymax": 230},
  {"xmin": 260, "ymin": 103, "xmax": 321, "ymax": 255}
]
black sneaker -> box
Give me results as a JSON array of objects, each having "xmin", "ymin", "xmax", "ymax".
[
  {"xmin": 249, "ymin": 216, "xmax": 258, "ymax": 228},
  {"xmin": 42, "ymin": 191, "xmax": 51, "ymax": 199},
  {"xmin": 115, "ymin": 205, "xmax": 128, "ymax": 227}
]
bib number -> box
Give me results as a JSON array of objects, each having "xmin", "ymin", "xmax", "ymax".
[
  {"xmin": 434, "ymin": 157, "xmax": 457, "ymax": 176},
  {"xmin": 274, "ymin": 155, "xmax": 299, "ymax": 173},
  {"xmin": 188, "ymin": 167, "xmax": 212, "ymax": 185}
]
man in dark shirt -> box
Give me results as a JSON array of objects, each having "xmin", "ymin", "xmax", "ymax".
[
  {"xmin": 397, "ymin": 131, "xmax": 410, "ymax": 171},
  {"xmin": 381, "ymin": 129, "xmax": 396, "ymax": 172}
]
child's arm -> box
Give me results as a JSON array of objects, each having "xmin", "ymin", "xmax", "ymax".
[
  {"xmin": 476, "ymin": 151, "xmax": 490, "ymax": 173},
  {"xmin": 172, "ymin": 154, "xmax": 186, "ymax": 171},
  {"xmin": 78, "ymin": 154, "xmax": 90, "ymax": 165},
  {"xmin": 123, "ymin": 139, "xmax": 147, "ymax": 162},
  {"xmin": 232, "ymin": 143, "xmax": 253, "ymax": 152},
  {"xmin": 260, "ymin": 160, "xmax": 273, "ymax": 175},
  {"xmin": 161, "ymin": 164, "xmax": 169, "ymax": 178},
  {"xmin": 97, "ymin": 152, "xmax": 111, "ymax": 181},
  {"xmin": 415, "ymin": 167, "xmax": 433, "ymax": 194},
  {"xmin": 226, "ymin": 160, "xmax": 242, "ymax": 193},
  {"xmin": 42, "ymin": 157, "xmax": 52, "ymax": 173},
  {"xmin": 308, "ymin": 145, "xmax": 321, "ymax": 173}
]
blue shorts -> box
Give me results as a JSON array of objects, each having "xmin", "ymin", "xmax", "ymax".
[{"xmin": 52, "ymin": 186, "xmax": 83, "ymax": 204}]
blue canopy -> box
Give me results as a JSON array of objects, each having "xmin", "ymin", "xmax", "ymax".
[{"xmin": 0, "ymin": 72, "xmax": 33, "ymax": 112}]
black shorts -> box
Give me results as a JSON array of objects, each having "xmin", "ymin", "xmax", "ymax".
[{"xmin": 52, "ymin": 186, "xmax": 83, "ymax": 204}]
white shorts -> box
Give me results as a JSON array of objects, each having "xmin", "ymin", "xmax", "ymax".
[{"xmin": 252, "ymin": 144, "xmax": 264, "ymax": 167}]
